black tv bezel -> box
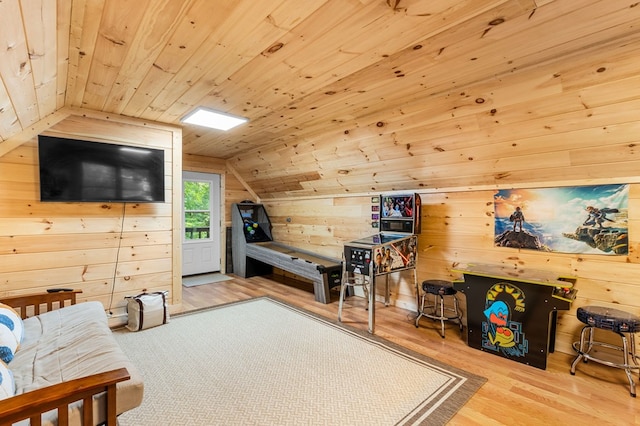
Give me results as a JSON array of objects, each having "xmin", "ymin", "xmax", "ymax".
[{"xmin": 38, "ymin": 135, "xmax": 166, "ymax": 203}]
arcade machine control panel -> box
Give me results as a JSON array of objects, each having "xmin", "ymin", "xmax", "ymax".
[{"xmin": 345, "ymin": 247, "xmax": 372, "ymax": 275}]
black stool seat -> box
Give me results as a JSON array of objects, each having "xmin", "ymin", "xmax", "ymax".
[
  {"xmin": 423, "ymin": 280, "xmax": 457, "ymax": 296},
  {"xmin": 576, "ymin": 306, "xmax": 640, "ymax": 333}
]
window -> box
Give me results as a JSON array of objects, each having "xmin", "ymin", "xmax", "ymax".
[{"xmin": 184, "ymin": 180, "xmax": 211, "ymax": 240}]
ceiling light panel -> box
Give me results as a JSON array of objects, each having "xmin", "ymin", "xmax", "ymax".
[{"xmin": 181, "ymin": 108, "xmax": 248, "ymax": 131}]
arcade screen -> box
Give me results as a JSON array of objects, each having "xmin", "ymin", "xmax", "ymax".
[
  {"xmin": 381, "ymin": 195, "xmax": 415, "ymax": 218},
  {"xmin": 237, "ymin": 204, "xmax": 271, "ymax": 242}
]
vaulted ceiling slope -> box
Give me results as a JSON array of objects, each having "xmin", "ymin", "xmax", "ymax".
[{"xmin": 1, "ymin": 0, "xmax": 639, "ymax": 198}]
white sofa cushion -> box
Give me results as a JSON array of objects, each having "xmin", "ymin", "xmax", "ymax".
[{"xmin": 11, "ymin": 301, "xmax": 143, "ymax": 425}]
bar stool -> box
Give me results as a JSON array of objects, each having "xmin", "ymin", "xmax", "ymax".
[
  {"xmin": 415, "ymin": 279, "xmax": 463, "ymax": 338},
  {"xmin": 570, "ymin": 306, "xmax": 640, "ymax": 397}
]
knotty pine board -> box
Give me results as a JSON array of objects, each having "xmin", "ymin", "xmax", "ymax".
[
  {"xmin": 103, "ymin": 0, "xmax": 194, "ymax": 114},
  {"xmin": 66, "ymin": 0, "xmax": 103, "ymax": 108},
  {"xmin": 152, "ymin": 0, "xmax": 332, "ymax": 124}
]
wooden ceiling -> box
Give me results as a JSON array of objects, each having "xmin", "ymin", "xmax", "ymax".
[{"xmin": 1, "ymin": 0, "xmax": 640, "ymax": 198}]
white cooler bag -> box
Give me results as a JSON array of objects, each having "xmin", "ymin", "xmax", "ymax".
[{"xmin": 125, "ymin": 291, "xmax": 169, "ymax": 331}]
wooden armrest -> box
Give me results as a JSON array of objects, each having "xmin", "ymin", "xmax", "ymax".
[
  {"xmin": 0, "ymin": 367, "xmax": 130, "ymax": 426},
  {"xmin": 0, "ymin": 290, "xmax": 82, "ymax": 319}
]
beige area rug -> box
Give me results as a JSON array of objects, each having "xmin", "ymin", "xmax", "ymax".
[
  {"xmin": 182, "ymin": 273, "xmax": 233, "ymax": 287},
  {"xmin": 113, "ymin": 297, "xmax": 486, "ymax": 426}
]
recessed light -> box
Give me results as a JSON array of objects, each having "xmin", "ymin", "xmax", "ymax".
[{"xmin": 181, "ymin": 107, "xmax": 248, "ymax": 131}]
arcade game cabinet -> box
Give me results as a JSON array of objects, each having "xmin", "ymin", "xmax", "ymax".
[
  {"xmin": 340, "ymin": 193, "xmax": 421, "ymax": 333},
  {"xmin": 232, "ymin": 201, "xmax": 274, "ymax": 277},
  {"xmin": 231, "ymin": 202, "xmax": 342, "ymax": 304}
]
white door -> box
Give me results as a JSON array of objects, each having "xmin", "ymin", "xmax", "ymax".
[{"xmin": 182, "ymin": 172, "xmax": 221, "ymax": 276}]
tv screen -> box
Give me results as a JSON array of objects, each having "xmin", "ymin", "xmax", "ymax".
[
  {"xmin": 38, "ymin": 135, "xmax": 165, "ymax": 203},
  {"xmin": 381, "ymin": 195, "xmax": 414, "ymax": 218}
]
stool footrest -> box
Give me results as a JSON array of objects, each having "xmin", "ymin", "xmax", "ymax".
[
  {"xmin": 571, "ymin": 341, "xmax": 640, "ymax": 371},
  {"xmin": 421, "ymin": 306, "xmax": 461, "ymax": 322}
]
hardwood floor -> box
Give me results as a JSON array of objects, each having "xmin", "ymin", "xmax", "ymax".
[{"xmin": 180, "ymin": 275, "xmax": 638, "ymax": 425}]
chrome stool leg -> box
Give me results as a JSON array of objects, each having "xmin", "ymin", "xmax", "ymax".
[
  {"xmin": 621, "ymin": 333, "xmax": 636, "ymax": 397},
  {"xmin": 570, "ymin": 326, "xmax": 591, "ymax": 374},
  {"xmin": 415, "ymin": 292, "xmax": 426, "ymax": 327},
  {"xmin": 438, "ymin": 294, "xmax": 446, "ymax": 338}
]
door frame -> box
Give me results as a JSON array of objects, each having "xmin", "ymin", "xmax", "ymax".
[{"xmin": 182, "ymin": 171, "xmax": 223, "ymax": 276}]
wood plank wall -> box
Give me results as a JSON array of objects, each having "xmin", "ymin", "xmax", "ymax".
[
  {"xmin": 262, "ymin": 189, "xmax": 640, "ymax": 356},
  {"xmin": 0, "ymin": 112, "xmax": 181, "ymax": 323},
  {"xmin": 2, "ymin": 111, "xmax": 638, "ymax": 356}
]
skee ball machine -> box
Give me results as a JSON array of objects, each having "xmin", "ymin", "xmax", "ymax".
[
  {"xmin": 231, "ymin": 202, "xmax": 342, "ymax": 303},
  {"xmin": 340, "ymin": 193, "xmax": 421, "ymax": 333}
]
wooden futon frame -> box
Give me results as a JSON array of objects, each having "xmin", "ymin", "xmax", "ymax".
[{"xmin": 0, "ymin": 290, "xmax": 130, "ymax": 426}]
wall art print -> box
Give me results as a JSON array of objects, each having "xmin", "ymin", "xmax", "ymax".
[{"xmin": 494, "ymin": 184, "xmax": 628, "ymax": 255}]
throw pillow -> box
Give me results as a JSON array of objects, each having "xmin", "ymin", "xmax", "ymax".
[
  {"xmin": 0, "ymin": 361, "xmax": 14, "ymax": 400},
  {"xmin": 0, "ymin": 303, "xmax": 24, "ymax": 344},
  {"xmin": 0, "ymin": 324, "xmax": 18, "ymax": 364}
]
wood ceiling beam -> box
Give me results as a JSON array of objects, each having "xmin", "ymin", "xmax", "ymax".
[{"xmin": 0, "ymin": 108, "xmax": 71, "ymax": 158}]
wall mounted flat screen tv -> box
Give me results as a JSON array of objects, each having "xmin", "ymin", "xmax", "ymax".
[{"xmin": 38, "ymin": 135, "xmax": 165, "ymax": 203}]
